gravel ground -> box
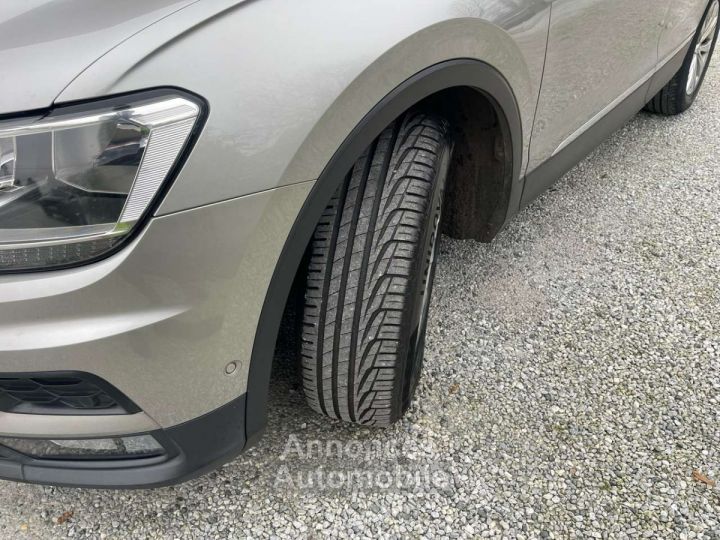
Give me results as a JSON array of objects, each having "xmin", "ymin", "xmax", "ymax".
[{"xmin": 2, "ymin": 60, "xmax": 719, "ymax": 539}]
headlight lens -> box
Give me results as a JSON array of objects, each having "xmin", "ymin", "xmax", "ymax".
[{"xmin": 0, "ymin": 93, "xmax": 202, "ymax": 272}]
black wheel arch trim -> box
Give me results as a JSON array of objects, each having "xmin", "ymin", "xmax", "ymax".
[{"xmin": 244, "ymin": 58, "xmax": 524, "ymax": 442}]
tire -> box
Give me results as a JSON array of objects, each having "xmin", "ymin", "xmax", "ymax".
[
  {"xmin": 645, "ymin": 0, "xmax": 719, "ymax": 115},
  {"xmin": 301, "ymin": 112, "xmax": 451, "ymax": 427}
]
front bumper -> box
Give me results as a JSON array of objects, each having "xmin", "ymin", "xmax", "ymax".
[
  {"xmin": 0, "ymin": 181, "xmax": 313, "ymax": 487},
  {"xmin": 0, "ymin": 394, "xmax": 246, "ymax": 489}
]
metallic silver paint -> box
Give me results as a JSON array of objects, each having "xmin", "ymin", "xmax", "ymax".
[
  {"xmin": 0, "ymin": 0, "xmax": 710, "ymax": 439},
  {"xmin": 57, "ymin": 0, "xmax": 552, "ymax": 214},
  {"xmin": 0, "ymin": 412, "xmax": 159, "ymax": 439},
  {"xmin": 552, "ymin": 34, "xmax": 695, "ymax": 157},
  {"xmin": 0, "ymin": 0, "xmax": 198, "ymax": 114},
  {"xmin": 0, "ymin": 182, "xmax": 312, "ymax": 428},
  {"xmin": 528, "ymin": 0, "xmax": 668, "ymax": 172},
  {"xmin": 660, "ymin": 0, "xmax": 711, "ymax": 62}
]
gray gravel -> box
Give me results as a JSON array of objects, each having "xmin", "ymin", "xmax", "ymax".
[{"xmin": 2, "ymin": 60, "xmax": 720, "ymax": 539}]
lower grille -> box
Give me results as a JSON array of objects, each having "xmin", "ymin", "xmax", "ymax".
[{"xmin": 0, "ymin": 373, "xmax": 139, "ymax": 415}]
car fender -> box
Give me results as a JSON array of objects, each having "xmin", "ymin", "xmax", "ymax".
[
  {"xmin": 57, "ymin": 1, "xmax": 549, "ymax": 213},
  {"xmin": 56, "ymin": 1, "xmax": 549, "ymax": 441}
]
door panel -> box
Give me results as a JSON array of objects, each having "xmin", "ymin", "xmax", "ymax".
[
  {"xmin": 659, "ymin": 0, "xmax": 708, "ymax": 60},
  {"xmin": 527, "ymin": 0, "xmax": 666, "ymax": 172}
]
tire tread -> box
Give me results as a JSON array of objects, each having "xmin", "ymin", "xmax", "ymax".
[{"xmin": 301, "ymin": 113, "xmax": 447, "ymax": 426}]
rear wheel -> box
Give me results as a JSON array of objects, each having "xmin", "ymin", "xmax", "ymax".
[
  {"xmin": 645, "ymin": 0, "xmax": 719, "ymax": 115},
  {"xmin": 301, "ymin": 112, "xmax": 451, "ymax": 426}
]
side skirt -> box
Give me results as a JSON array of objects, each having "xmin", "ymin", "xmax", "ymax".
[{"xmin": 520, "ymin": 41, "xmax": 692, "ymax": 208}]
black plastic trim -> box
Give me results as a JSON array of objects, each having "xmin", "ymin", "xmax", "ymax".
[
  {"xmin": 0, "ymin": 392, "xmax": 246, "ymax": 488},
  {"xmin": 0, "ymin": 86, "xmax": 209, "ymax": 276},
  {"xmin": 244, "ymin": 59, "xmax": 524, "ymax": 443},
  {"xmin": 646, "ymin": 41, "xmax": 694, "ymax": 101},
  {"xmin": 0, "ymin": 370, "xmax": 141, "ymax": 416}
]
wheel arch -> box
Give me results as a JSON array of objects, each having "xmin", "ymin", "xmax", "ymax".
[{"xmin": 244, "ymin": 58, "xmax": 524, "ymax": 443}]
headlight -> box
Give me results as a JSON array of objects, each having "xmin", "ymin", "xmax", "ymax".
[{"xmin": 0, "ymin": 92, "xmax": 202, "ymax": 272}]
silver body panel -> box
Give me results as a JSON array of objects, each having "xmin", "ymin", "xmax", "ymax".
[
  {"xmin": 58, "ymin": 0, "xmax": 552, "ymax": 214},
  {"xmin": 529, "ymin": 0, "xmax": 707, "ymax": 172},
  {"xmin": 0, "ymin": 0, "xmax": 197, "ymax": 114},
  {"xmin": 529, "ymin": 0, "xmax": 666, "ymax": 170},
  {"xmin": 0, "ymin": 0, "xmax": 709, "ymax": 436},
  {"xmin": 0, "ymin": 411, "xmax": 159, "ymax": 439},
  {"xmin": 1, "ymin": 182, "xmax": 311, "ymax": 428},
  {"xmin": 661, "ymin": 0, "xmax": 712, "ymax": 60}
]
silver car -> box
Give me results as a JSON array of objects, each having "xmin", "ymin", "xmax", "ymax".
[{"xmin": 0, "ymin": 0, "xmax": 717, "ymax": 488}]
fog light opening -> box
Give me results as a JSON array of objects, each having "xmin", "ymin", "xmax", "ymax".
[{"xmin": 0, "ymin": 434, "xmax": 164, "ymax": 460}]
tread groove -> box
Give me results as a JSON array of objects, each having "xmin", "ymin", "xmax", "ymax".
[
  {"xmin": 312, "ymin": 172, "xmax": 350, "ymax": 416},
  {"xmin": 301, "ymin": 112, "xmax": 449, "ymax": 426},
  {"xmin": 330, "ymin": 141, "xmax": 377, "ymax": 419},
  {"xmin": 347, "ymin": 120, "xmax": 402, "ymax": 422}
]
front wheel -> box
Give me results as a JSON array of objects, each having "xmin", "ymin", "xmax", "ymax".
[{"xmin": 301, "ymin": 112, "xmax": 452, "ymax": 427}]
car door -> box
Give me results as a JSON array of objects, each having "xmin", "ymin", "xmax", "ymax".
[
  {"xmin": 527, "ymin": 0, "xmax": 667, "ymax": 173},
  {"xmin": 659, "ymin": 0, "xmax": 710, "ymax": 60},
  {"xmin": 646, "ymin": 0, "xmax": 710, "ymax": 100}
]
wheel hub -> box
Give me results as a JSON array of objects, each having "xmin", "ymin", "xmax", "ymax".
[{"xmin": 687, "ymin": 0, "xmax": 719, "ymax": 95}]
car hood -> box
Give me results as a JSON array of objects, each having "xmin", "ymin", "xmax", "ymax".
[{"xmin": 0, "ymin": 0, "xmax": 198, "ymax": 115}]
